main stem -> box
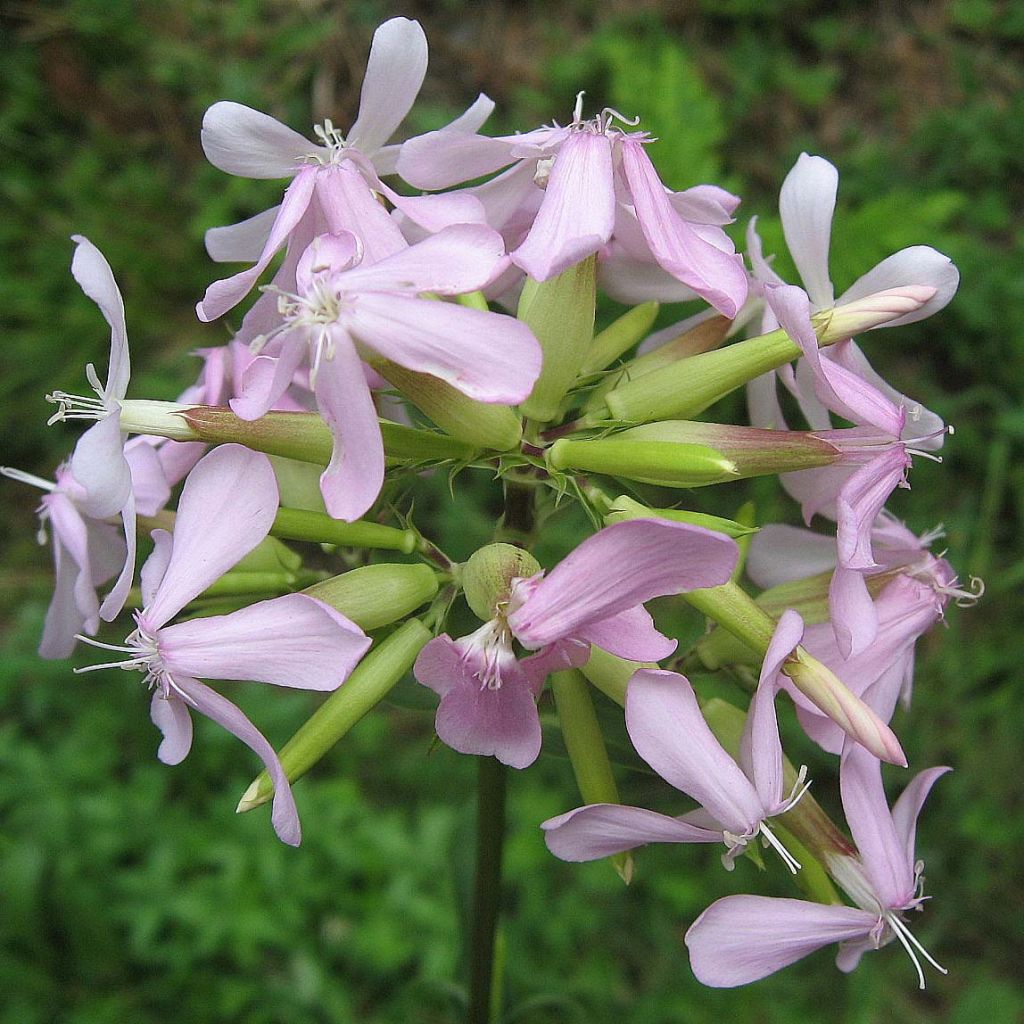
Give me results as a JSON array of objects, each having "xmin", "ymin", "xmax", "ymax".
[{"xmin": 466, "ymin": 757, "xmax": 507, "ymax": 1024}]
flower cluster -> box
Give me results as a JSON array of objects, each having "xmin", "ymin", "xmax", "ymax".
[{"xmin": 7, "ymin": 15, "xmax": 977, "ymax": 994}]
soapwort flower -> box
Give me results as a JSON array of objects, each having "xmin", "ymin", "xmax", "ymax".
[
  {"xmin": 543, "ymin": 612, "xmax": 809, "ymax": 872},
  {"xmin": 685, "ymin": 742, "xmax": 950, "ymax": 989},
  {"xmin": 414, "ymin": 520, "xmax": 739, "ymax": 768},
  {"xmin": 197, "ymin": 17, "xmax": 492, "ymax": 325},
  {"xmin": 73, "ymin": 444, "xmax": 371, "ymax": 845}
]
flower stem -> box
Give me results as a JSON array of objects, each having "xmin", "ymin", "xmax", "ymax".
[{"xmin": 467, "ymin": 756, "xmax": 507, "ymax": 1024}]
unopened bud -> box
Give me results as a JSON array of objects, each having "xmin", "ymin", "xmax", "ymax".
[
  {"xmin": 579, "ymin": 301, "xmax": 659, "ymax": 377},
  {"xmin": 603, "ymin": 495, "xmax": 758, "ymax": 540},
  {"xmin": 548, "ymin": 437, "xmax": 738, "ymax": 488},
  {"xmin": 823, "ymin": 285, "xmax": 938, "ymax": 340},
  {"xmin": 306, "ymin": 563, "xmax": 439, "ymax": 631},
  {"xmin": 462, "ymin": 543, "xmax": 541, "ymax": 620}
]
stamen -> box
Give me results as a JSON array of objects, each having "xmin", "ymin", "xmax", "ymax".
[
  {"xmin": 74, "ymin": 655, "xmax": 153, "ymax": 674},
  {"xmin": 45, "ymin": 390, "xmax": 109, "ymax": 426},
  {"xmin": 885, "ymin": 912, "xmax": 947, "ymax": 989},
  {"xmin": 599, "ymin": 106, "xmax": 641, "ymax": 128},
  {"xmin": 572, "ymin": 91, "xmax": 585, "ymax": 123},
  {"xmin": 759, "ymin": 822, "xmax": 802, "ymax": 874},
  {"xmin": 780, "ymin": 764, "xmax": 812, "ymax": 813},
  {"xmin": 73, "ymin": 634, "xmax": 139, "ymax": 654},
  {"xmin": 0, "ymin": 466, "xmax": 57, "ymax": 493}
]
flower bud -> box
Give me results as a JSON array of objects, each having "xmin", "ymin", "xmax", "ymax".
[
  {"xmin": 374, "ymin": 361, "xmax": 523, "ymax": 452},
  {"xmin": 462, "ymin": 543, "xmax": 541, "ymax": 621},
  {"xmin": 518, "ymin": 256, "xmax": 597, "ymax": 422},
  {"xmin": 237, "ymin": 619, "xmax": 432, "ymax": 812},
  {"xmin": 306, "ymin": 563, "xmax": 439, "ymax": 631},
  {"xmin": 603, "ymin": 495, "xmax": 759, "ymax": 540},
  {"xmin": 579, "ymin": 301, "xmax": 659, "ymax": 377},
  {"xmin": 548, "ymin": 437, "xmax": 738, "ymax": 488},
  {"xmin": 272, "ymin": 507, "xmax": 418, "ymax": 554}
]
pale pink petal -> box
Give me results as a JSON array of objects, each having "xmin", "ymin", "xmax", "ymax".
[
  {"xmin": 837, "ymin": 246, "xmax": 959, "ymax": 327},
  {"xmin": 840, "ymin": 740, "xmax": 913, "ymax": 908},
  {"xmin": 140, "ymin": 528, "xmax": 173, "ymax": 609},
  {"xmin": 124, "ymin": 437, "xmax": 171, "ymax": 517},
  {"xmin": 573, "ymin": 606, "xmax": 676, "ymax": 662},
  {"xmin": 746, "ymin": 370, "xmax": 789, "ymax": 432},
  {"xmin": 312, "ymin": 163, "xmax": 407, "ymax": 263},
  {"xmin": 177, "ymin": 675, "xmax": 301, "ymax": 845},
  {"xmin": 507, "ymin": 520, "xmax": 738, "ymax": 650},
  {"xmin": 197, "ymin": 166, "xmax": 317, "ymax": 321},
  {"xmin": 201, "ymin": 101, "xmax": 312, "ymax": 179},
  {"xmin": 156, "ymin": 440, "xmax": 206, "ymax": 489},
  {"xmin": 778, "ymin": 153, "xmax": 838, "ymax": 308},
  {"xmin": 542, "ymin": 803, "xmax": 721, "ymax": 861},
  {"xmin": 70, "ymin": 236, "xmax": 130, "ymax": 401},
  {"xmin": 625, "ymin": 669, "xmax": 764, "ymax": 834},
  {"xmin": 890, "ymin": 766, "xmax": 951, "ymax": 871},
  {"xmin": 512, "ymin": 131, "xmax": 615, "ymax": 281},
  {"xmin": 205, "ymin": 206, "xmax": 280, "ymax": 262},
  {"xmin": 836, "ymin": 449, "xmax": 911, "ymax": 570},
  {"xmin": 70, "ymin": 412, "xmax": 132, "ymax": 519},
  {"xmin": 312, "ymin": 327, "xmax": 385, "ymax": 522},
  {"xmin": 230, "ymin": 334, "xmax": 309, "ymax": 421},
  {"xmin": 39, "ymin": 514, "xmax": 93, "ymax": 659},
  {"xmin": 620, "ymin": 139, "xmax": 748, "ymax": 317},
  {"xmin": 337, "ymin": 223, "xmax": 508, "ymax": 295},
  {"xmin": 745, "ymin": 216, "xmax": 788, "ymax": 290},
  {"xmin": 829, "ymin": 564, "xmax": 878, "ymax": 659},
  {"xmin": 347, "ymin": 17, "xmax": 428, "ymax": 155},
  {"xmin": 414, "ymin": 636, "xmax": 542, "ymax": 769},
  {"xmin": 150, "ymin": 692, "xmax": 194, "ymax": 765},
  {"xmin": 376, "ymin": 182, "xmax": 487, "ymax": 232},
  {"xmin": 685, "ymin": 895, "xmax": 877, "ymax": 987},
  {"xmin": 158, "ymin": 593, "xmax": 369, "ymax": 689},
  {"xmin": 746, "ymin": 524, "xmax": 837, "ymax": 589},
  {"xmin": 397, "ymin": 131, "xmax": 520, "ymax": 190},
  {"xmin": 143, "ymin": 445, "xmax": 279, "ymax": 628},
  {"xmin": 346, "ymin": 293, "xmax": 541, "ymax": 404},
  {"xmin": 98, "ymin": 493, "xmax": 136, "ymax": 621},
  {"xmin": 669, "ymin": 184, "xmax": 741, "ymax": 224},
  {"xmin": 598, "ymin": 240, "xmax": 700, "ymax": 304},
  {"xmin": 739, "ymin": 610, "xmax": 803, "ymax": 810}
]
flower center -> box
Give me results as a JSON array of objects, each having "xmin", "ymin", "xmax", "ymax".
[
  {"xmin": 308, "ymin": 119, "xmax": 351, "ymax": 164},
  {"xmin": 461, "ymin": 618, "xmax": 517, "ymax": 691},
  {"xmin": 45, "ymin": 363, "xmax": 110, "ymax": 425}
]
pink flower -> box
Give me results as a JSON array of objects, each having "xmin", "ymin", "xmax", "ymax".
[
  {"xmin": 197, "ymin": 17, "xmax": 492, "ymax": 325},
  {"xmin": 685, "ymin": 743, "xmax": 950, "ymax": 989},
  {"xmin": 398, "ymin": 97, "xmax": 748, "ymax": 315},
  {"xmin": 229, "ymin": 225, "xmax": 542, "ymax": 521},
  {"xmin": 543, "ymin": 612, "xmax": 809, "ymax": 871},
  {"xmin": 414, "ymin": 520, "xmax": 739, "ymax": 768},
  {"xmin": 75, "ymin": 444, "xmax": 371, "ymax": 845}
]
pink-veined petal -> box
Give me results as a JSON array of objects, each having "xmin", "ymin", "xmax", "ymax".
[
  {"xmin": 746, "ymin": 523, "xmax": 838, "ymax": 589},
  {"xmin": 890, "ymin": 766, "xmax": 951, "ymax": 873},
  {"xmin": 158, "ymin": 593, "xmax": 369, "ymax": 690},
  {"xmin": 778, "ymin": 153, "xmax": 838, "ymax": 308},
  {"xmin": 397, "ymin": 130, "xmax": 520, "ymax": 190},
  {"xmin": 205, "ymin": 205, "xmax": 280, "ymax": 262},
  {"xmin": 140, "ymin": 528, "xmax": 174, "ymax": 609},
  {"xmin": 312, "ymin": 163, "xmax": 407, "ymax": 263},
  {"xmin": 829, "ymin": 564, "xmax": 878, "ymax": 659},
  {"xmin": 197, "ymin": 166, "xmax": 317, "ymax": 321},
  {"xmin": 512, "ymin": 131, "xmax": 615, "ymax": 281},
  {"xmin": 150, "ymin": 691, "xmax": 194, "ymax": 765},
  {"xmin": 836, "ymin": 448, "xmax": 911, "ymax": 571},
  {"xmin": 346, "ymin": 293, "xmax": 541, "ymax": 404},
  {"xmin": 230, "ymin": 333, "xmax": 309, "ymax": 421},
  {"xmin": 71, "ymin": 236, "xmax": 130, "ymax": 402},
  {"xmin": 336, "ymin": 223, "xmax": 508, "ymax": 295},
  {"xmin": 507, "ymin": 520, "xmax": 737, "ymax": 650},
  {"xmin": 201, "ymin": 101, "xmax": 312, "ymax": 179},
  {"xmin": 739, "ymin": 609, "xmax": 803, "ymax": 810},
  {"xmin": 620, "ymin": 139, "xmax": 748, "ymax": 317},
  {"xmin": 840, "ymin": 740, "xmax": 913, "ymax": 909},
  {"xmin": 542, "ymin": 803, "xmax": 721, "ymax": 861},
  {"xmin": 837, "ymin": 246, "xmax": 959, "ymax": 327},
  {"xmin": 685, "ymin": 895, "xmax": 877, "ymax": 988},
  {"xmin": 376, "ymin": 182, "xmax": 487, "ymax": 232},
  {"xmin": 124, "ymin": 437, "xmax": 171, "ymax": 517},
  {"xmin": 176, "ymin": 675, "xmax": 301, "ymax": 845},
  {"xmin": 625, "ymin": 669, "xmax": 764, "ymax": 834},
  {"xmin": 69, "ymin": 412, "xmax": 132, "ymax": 519},
  {"xmin": 670, "ymin": 184, "xmax": 741, "ymax": 224},
  {"xmin": 98, "ymin": 493, "xmax": 136, "ymax": 622},
  {"xmin": 143, "ymin": 445, "xmax": 279, "ymax": 628},
  {"xmin": 39, "ymin": 513, "xmax": 94, "ymax": 659},
  {"xmin": 573, "ymin": 605, "xmax": 676, "ymax": 662},
  {"xmin": 347, "ymin": 17, "xmax": 428, "ymax": 155},
  {"xmin": 312, "ymin": 327, "xmax": 385, "ymax": 522}
]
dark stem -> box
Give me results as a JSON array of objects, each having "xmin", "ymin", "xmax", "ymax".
[{"xmin": 467, "ymin": 757, "xmax": 507, "ymax": 1024}]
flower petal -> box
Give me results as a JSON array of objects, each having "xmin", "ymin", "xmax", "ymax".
[
  {"xmin": 346, "ymin": 293, "xmax": 541, "ymax": 404},
  {"xmin": 625, "ymin": 669, "xmax": 764, "ymax": 834},
  {"xmin": 397, "ymin": 131, "xmax": 520, "ymax": 190},
  {"xmin": 573, "ymin": 606, "xmax": 676, "ymax": 662},
  {"xmin": 542, "ymin": 803, "xmax": 721, "ymax": 861},
  {"xmin": 778, "ymin": 153, "xmax": 838, "ymax": 308},
  {"xmin": 201, "ymin": 101, "xmax": 312, "ymax": 179},
  {"xmin": 312, "ymin": 327, "xmax": 385, "ymax": 522},
  {"xmin": 70, "ymin": 412, "xmax": 132, "ymax": 520},
  {"xmin": 507, "ymin": 520, "xmax": 738, "ymax": 650},
  {"xmin": 150, "ymin": 692, "xmax": 194, "ymax": 765},
  {"xmin": 746, "ymin": 523, "xmax": 838, "ymax": 589},
  {"xmin": 837, "ymin": 246, "xmax": 959, "ymax": 327},
  {"xmin": 98, "ymin": 494, "xmax": 136, "ymax": 622},
  {"xmin": 512, "ymin": 131, "xmax": 615, "ymax": 281},
  {"xmin": 176, "ymin": 676, "xmax": 301, "ymax": 845},
  {"xmin": 829, "ymin": 564, "xmax": 878, "ymax": 659},
  {"xmin": 313, "ymin": 163, "xmax": 407, "ymax": 263},
  {"xmin": 836, "ymin": 448, "xmax": 911, "ymax": 571},
  {"xmin": 140, "ymin": 528, "xmax": 173, "ymax": 609},
  {"xmin": 620, "ymin": 139, "xmax": 748, "ymax": 317},
  {"xmin": 685, "ymin": 895, "xmax": 877, "ymax": 987},
  {"xmin": 890, "ymin": 765, "xmax": 951, "ymax": 873},
  {"xmin": 347, "ymin": 17, "xmax": 428, "ymax": 155},
  {"xmin": 205, "ymin": 205, "xmax": 280, "ymax": 262},
  {"xmin": 124, "ymin": 437, "xmax": 171, "ymax": 517},
  {"xmin": 159, "ymin": 593, "xmax": 369, "ymax": 689},
  {"xmin": 71, "ymin": 236, "xmax": 130, "ymax": 402},
  {"xmin": 143, "ymin": 445, "xmax": 279, "ymax": 628}
]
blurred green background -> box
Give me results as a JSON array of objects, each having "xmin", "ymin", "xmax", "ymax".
[{"xmin": 2, "ymin": 2, "xmax": 1022, "ymax": 1021}]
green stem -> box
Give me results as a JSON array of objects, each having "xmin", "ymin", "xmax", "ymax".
[{"xmin": 467, "ymin": 757, "xmax": 507, "ymax": 1024}]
